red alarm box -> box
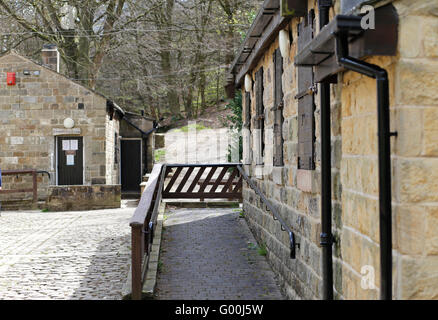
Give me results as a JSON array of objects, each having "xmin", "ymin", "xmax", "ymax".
[{"xmin": 7, "ymin": 72, "xmax": 16, "ymax": 86}]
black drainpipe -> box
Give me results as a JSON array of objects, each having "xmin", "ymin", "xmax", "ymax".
[
  {"xmin": 336, "ymin": 30, "xmax": 393, "ymax": 300},
  {"xmin": 318, "ymin": 0, "xmax": 334, "ymax": 301}
]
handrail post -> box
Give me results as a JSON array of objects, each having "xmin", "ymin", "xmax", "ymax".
[{"xmin": 131, "ymin": 224, "xmax": 144, "ymax": 300}]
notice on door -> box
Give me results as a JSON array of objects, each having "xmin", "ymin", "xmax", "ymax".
[
  {"xmin": 66, "ymin": 154, "xmax": 75, "ymax": 166},
  {"xmin": 70, "ymin": 140, "xmax": 78, "ymax": 151},
  {"xmin": 63, "ymin": 139, "xmax": 79, "ymax": 151},
  {"xmin": 62, "ymin": 140, "xmax": 70, "ymax": 151}
]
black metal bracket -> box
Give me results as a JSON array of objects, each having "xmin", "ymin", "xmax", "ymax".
[
  {"xmin": 318, "ymin": 0, "xmax": 333, "ymax": 7},
  {"xmin": 289, "ymin": 232, "xmax": 300, "ymax": 259},
  {"xmin": 149, "ymin": 221, "xmax": 155, "ymax": 244},
  {"xmin": 320, "ymin": 232, "xmax": 334, "ymax": 246}
]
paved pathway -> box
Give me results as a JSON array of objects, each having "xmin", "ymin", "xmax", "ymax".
[
  {"xmin": 155, "ymin": 207, "xmax": 285, "ymax": 300},
  {"xmin": 0, "ymin": 201, "xmax": 136, "ymax": 300}
]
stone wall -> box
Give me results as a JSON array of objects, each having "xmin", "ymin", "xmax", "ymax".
[
  {"xmin": 45, "ymin": 185, "xmax": 121, "ymax": 211},
  {"xmin": 240, "ymin": 0, "xmax": 438, "ymax": 300},
  {"xmin": 242, "ymin": 8, "xmax": 325, "ymax": 299},
  {"xmin": 0, "ymin": 52, "xmax": 120, "ymax": 202}
]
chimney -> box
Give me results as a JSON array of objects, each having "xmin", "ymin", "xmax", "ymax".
[{"xmin": 42, "ymin": 44, "xmax": 60, "ymax": 73}]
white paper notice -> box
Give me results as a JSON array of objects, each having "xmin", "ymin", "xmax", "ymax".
[
  {"xmin": 66, "ymin": 155, "xmax": 75, "ymax": 166},
  {"xmin": 62, "ymin": 140, "xmax": 70, "ymax": 151},
  {"xmin": 70, "ymin": 140, "xmax": 78, "ymax": 151}
]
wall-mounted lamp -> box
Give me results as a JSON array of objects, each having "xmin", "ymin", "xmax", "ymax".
[
  {"xmin": 244, "ymin": 74, "xmax": 252, "ymax": 92},
  {"xmin": 63, "ymin": 118, "xmax": 75, "ymax": 129},
  {"xmin": 279, "ymin": 29, "xmax": 290, "ymax": 59}
]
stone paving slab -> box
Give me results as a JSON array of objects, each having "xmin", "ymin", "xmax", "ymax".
[
  {"xmin": 155, "ymin": 208, "xmax": 285, "ymax": 300},
  {"xmin": 0, "ymin": 203, "xmax": 135, "ymax": 300}
]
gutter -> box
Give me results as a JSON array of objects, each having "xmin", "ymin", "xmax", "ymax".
[
  {"xmin": 335, "ymin": 31, "xmax": 395, "ymax": 299},
  {"xmin": 123, "ymin": 116, "xmax": 158, "ymax": 137}
]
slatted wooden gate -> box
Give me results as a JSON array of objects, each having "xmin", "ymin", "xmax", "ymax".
[{"xmin": 162, "ymin": 164, "xmax": 242, "ymax": 200}]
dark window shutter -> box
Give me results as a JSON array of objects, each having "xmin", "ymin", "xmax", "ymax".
[
  {"xmin": 296, "ymin": 10, "xmax": 316, "ymax": 171},
  {"xmin": 255, "ymin": 68, "xmax": 265, "ymax": 163},
  {"xmin": 273, "ymin": 48, "xmax": 284, "ymax": 167},
  {"xmin": 244, "ymin": 92, "xmax": 251, "ymax": 129}
]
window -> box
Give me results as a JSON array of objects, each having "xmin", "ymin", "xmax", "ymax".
[
  {"xmin": 296, "ymin": 10, "xmax": 316, "ymax": 170},
  {"xmin": 255, "ymin": 67, "xmax": 265, "ymax": 165},
  {"xmin": 273, "ymin": 48, "xmax": 284, "ymax": 167}
]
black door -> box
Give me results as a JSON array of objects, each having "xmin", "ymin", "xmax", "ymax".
[
  {"xmin": 121, "ymin": 139, "xmax": 142, "ymax": 192},
  {"xmin": 57, "ymin": 137, "xmax": 83, "ymax": 185}
]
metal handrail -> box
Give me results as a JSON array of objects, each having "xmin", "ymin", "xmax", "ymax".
[
  {"xmin": 236, "ymin": 165, "xmax": 299, "ymax": 259},
  {"xmin": 0, "ymin": 169, "xmax": 50, "ymax": 202}
]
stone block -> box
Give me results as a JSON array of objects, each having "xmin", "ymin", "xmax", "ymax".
[
  {"xmin": 397, "ymin": 59, "xmax": 438, "ymax": 106},
  {"xmin": 395, "ymin": 158, "xmax": 438, "ymax": 203},
  {"xmin": 394, "ymin": 108, "xmax": 423, "ymax": 157},
  {"xmin": 398, "ymin": 255, "xmax": 438, "ymax": 300},
  {"xmin": 423, "ymin": 108, "xmax": 438, "ymax": 156},
  {"xmin": 399, "ymin": 16, "xmax": 424, "ymax": 58},
  {"xmin": 423, "ymin": 17, "xmax": 438, "ymax": 57},
  {"xmin": 393, "ymin": 205, "xmax": 426, "ymax": 255}
]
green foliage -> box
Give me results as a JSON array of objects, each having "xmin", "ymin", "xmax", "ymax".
[
  {"xmin": 223, "ymin": 91, "xmax": 243, "ymax": 132},
  {"xmin": 158, "ymin": 260, "xmax": 164, "ymax": 273},
  {"xmin": 257, "ymin": 243, "xmax": 267, "ymax": 256},
  {"xmin": 222, "ymin": 91, "xmax": 243, "ymax": 162},
  {"xmin": 154, "ymin": 149, "xmax": 166, "ymax": 162}
]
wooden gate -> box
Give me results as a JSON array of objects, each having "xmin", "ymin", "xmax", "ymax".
[{"xmin": 162, "ymin": 164, "xmax": 242, "ymax": 200}]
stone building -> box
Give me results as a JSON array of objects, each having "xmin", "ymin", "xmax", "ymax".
[
  {"xmin": 0, "ymin": 48, "xmax": 129, "ymax": 210},
  {"xmin": 226, "ymin": 0, "xmax": 438, "ymax": 299}
]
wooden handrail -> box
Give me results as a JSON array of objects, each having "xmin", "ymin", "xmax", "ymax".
[
  {"xmin": 130, "ymin": 164, "xmax": 163, "ymax": 227},
  {"xmin": 130, "ymin": 164, "xmax": 165, "ymax": 300}
]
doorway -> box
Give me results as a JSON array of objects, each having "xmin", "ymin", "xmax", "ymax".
[
  {"xmin": 121, "ymin": 139, "xmax": 142, "ymax": 192},
  {"xmin": 57, "ymin": 137, "xmax": 83, "ymax": 185}
]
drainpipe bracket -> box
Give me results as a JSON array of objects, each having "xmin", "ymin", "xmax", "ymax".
[
  {"xmin": 318, "ymin": 0, "xmax": 333, "ymax": 7},
  {"xmin": 320, "ymin": 232, "xmax": 334, "ymax": 246}
]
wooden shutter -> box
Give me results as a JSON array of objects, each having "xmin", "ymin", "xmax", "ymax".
[
  {"xmin": 255, "ymin": 68, "xmax": 264, "ymax": 164},
  {"xmin": 273, "ymin": 48, "xmax": 284, "ymax": 167},
  {"xmin": 244, "ymin": 92, "xmax": 251, "ymax": 129},
  {"xmin": 296, "ymin": 10, "xmax": 315, "ymax": 170}
]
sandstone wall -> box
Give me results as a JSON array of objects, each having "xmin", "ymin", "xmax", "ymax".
[
  {"xmin": 0, "ymin": 52, "xmax": 120, "ymax": 202},
  {"xmin": 46, "ymin": 185, "xmax": 121, "ymax": 211},
  {"xmin": 241, "ymin": 0, "xmax": 438, "ymax": 300}
]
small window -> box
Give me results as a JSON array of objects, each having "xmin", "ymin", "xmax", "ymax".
[{"xmin": 273, "ymin": 48, "xmax": 284, "ymax": 167}]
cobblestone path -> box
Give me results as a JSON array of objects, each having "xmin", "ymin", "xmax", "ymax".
[
  {"xmin": 155, "ymin": 207, "xmax": 285, "ymax": 300},
  {"xmin": 0, "ymin": 202, "xmax": 135, "ymax": 300}
]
